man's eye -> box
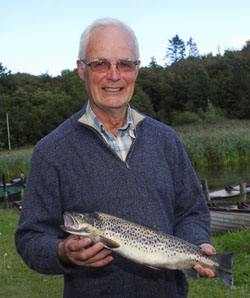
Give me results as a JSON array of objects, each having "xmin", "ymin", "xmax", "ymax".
[
  {"xmin": 96, "ymin": 61, "xmax": 106, "ymax": 66},
  {"xmin": 120, "ymin": 61, "xmax": 130, "ymax": 67}
]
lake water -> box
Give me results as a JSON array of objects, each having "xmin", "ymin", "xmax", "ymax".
[{"xmin": 195, "ymin": 162, "xmax": 250, "ymax": 190}]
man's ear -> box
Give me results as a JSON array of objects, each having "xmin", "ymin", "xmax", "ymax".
[
  {"xmin": 77, "ymin": 60, "xmax": 85, "ymax": 81},
  {"xmin": 134, "ymin": 60, "xmax": 141, "ymax": 79}
]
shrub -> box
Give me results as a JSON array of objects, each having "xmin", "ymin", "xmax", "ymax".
[{"xmin": 172, "ymin": 111, "xmax": 202, "ymax": 125}]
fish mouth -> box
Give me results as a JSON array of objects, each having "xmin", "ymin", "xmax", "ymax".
[
  {"xmin": 61, "ymin": 213, "xmax": 80, "ymax": 231},
  {"xmin": 63, "ymin": 213, "xmax": 75, "ymax": 226}
]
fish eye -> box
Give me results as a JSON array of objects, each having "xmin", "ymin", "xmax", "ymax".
[{"xmin": 78, "ymin": 214, "xmax": 83, "ymax": 219}]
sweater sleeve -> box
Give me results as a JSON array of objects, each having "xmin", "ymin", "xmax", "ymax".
[
  {"xmin": 15, "ymin": 145, "xmax": 81, "ymax": 275},
  {"xmin": 170, "ymin": 133, "xmax": 211, "ymax": 245}
]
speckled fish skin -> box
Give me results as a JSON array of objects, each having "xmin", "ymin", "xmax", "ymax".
[{"xmin": 61, "ymin": 211, "xmax": 235, "ymax": 290}]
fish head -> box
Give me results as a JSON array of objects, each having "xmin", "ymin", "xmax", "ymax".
[{"xmin": 61, "ymin": 212, "xmax": 98, "ymax": 237}]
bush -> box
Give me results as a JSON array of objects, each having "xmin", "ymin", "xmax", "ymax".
[
  {"xmin": 203, "ymin": 101, "xmax": 227, "ymax": 123},
  {"xmin": 171, "ymin": 111, "xmax": 202, "ymax": 125}
]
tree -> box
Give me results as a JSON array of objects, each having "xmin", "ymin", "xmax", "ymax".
[
  {"xmin": 165, "ymin": 35, "xmax": 186, "ymax": 65},
  {"xmin": 149, "ymin": 56, "xmax": 161, "ymax": 68},
  {"xmin": 0, "ymin": 62, "xmax": 10, "ymax": 78},
  {"xmin": 186, "ymin": 37, "xmax": 199, "ymax": 57}
]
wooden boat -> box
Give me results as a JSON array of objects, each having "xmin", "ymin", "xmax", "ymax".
[
  {"xmin": 209, "ymin": 185, "xmax": 250, "ymax": 199},
  {"xmin": 0, "ymin": 177, "xmax": 24, "ymax": 205},
  {"xmin": 207, "ymin": 199, "xmax": 250, "ymax": 234}
]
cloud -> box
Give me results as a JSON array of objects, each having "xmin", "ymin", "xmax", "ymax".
[{"xmin": 230, "ymin": 36, "xmax": 250, "ymax": 48}]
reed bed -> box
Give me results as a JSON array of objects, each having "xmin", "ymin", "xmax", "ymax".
[
  {"xmin": 0, "ymin": 148, "xmax": 33, "ymax": 181},
  {"xmin": 175, "ymin": 120, "xmax": 250, "ymax": 166},
  {"xmin": 0, "ymin": 120, "xmax": 250, "ymax": 181}
]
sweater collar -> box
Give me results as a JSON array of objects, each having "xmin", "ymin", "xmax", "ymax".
[{"xmin": 78, "ymin": 101, "xmax": 145, "ymax": 130}]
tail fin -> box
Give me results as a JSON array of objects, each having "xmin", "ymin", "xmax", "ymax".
[{"xmin": 211, "ymin": 252, "xmax": 235, "ymax": 290}]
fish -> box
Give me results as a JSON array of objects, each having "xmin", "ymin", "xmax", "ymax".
[{"xmin": 61, "ymin": 211, "xmax": 235, "ymax": 290}]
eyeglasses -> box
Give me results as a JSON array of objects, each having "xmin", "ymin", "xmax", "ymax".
[{"xmin": 81, "ymin": 59, "xmax": 139, "ymax": 73}]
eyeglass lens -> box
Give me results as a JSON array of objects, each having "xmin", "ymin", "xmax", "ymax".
[{"xmin": 91, "ymin": 61, "xmax": 136, "ymax": 72}]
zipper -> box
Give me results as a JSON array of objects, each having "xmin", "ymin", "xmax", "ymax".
[
  {"xmin": 79, "ymin": 122, "xmax": 130, "ymax": 167},
  {"xmin": 124, "ymin": 118, "xmax": 144, "ymax": 168},
  {"xmin": 79, "ymin": 119, "xmax": 144, "ymax": 169}
]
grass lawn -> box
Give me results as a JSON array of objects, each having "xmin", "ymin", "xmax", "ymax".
[
  {"xmin": 0, "ymin": 208, "xmax": 63, "ymax": 298},
  {"xmin": 0, "ymin": 208, "xmax": 249, "ymax": 297}
]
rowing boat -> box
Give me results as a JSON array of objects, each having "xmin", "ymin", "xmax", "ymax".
[{"xmin": 208, "ymin": 199, "xmax": 250, "ymax": 234}]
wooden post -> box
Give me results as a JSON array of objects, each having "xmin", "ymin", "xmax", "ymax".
[
  {"xmin": 201, "ymin": 179, "xmax": 210, "ymax": 200},
  {"xmin": 2, "ymin": 174, "xmax": 9, "ymax": 208},
  {"xmin": 240, "ymin": 182, "xmax": 247, "ymax": 201},
  {"xmin": 6, "ymin": 112, "xmax": 11, "ymax": 152}
]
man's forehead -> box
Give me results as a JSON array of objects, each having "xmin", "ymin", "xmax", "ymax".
[
  {"xmin": 88, "ymin": 26, "xmax": 133, "ymax": 45},
  {"xmin": 86, "ymin": 26, "xmax": 135, "ymax": 59}
]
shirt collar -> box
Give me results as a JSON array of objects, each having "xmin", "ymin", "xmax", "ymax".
[{"xmin": 85, "ymin": 101, "xmax": 135, "ymax": 138}]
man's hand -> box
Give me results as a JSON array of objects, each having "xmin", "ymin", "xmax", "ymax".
[
  {"xmin": 193, "ymin": 243, "xmax": 216, "ymax": 278},
  {"xmin": 57, "ymin": 235, "xmax": 113, "ymax": 267}
]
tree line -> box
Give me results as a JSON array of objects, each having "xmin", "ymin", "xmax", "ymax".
[{"xmin": 0, "ymin": 39, "xmax": 250, "ymax": 149}]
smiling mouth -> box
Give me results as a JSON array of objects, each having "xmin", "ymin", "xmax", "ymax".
[{"xmin": 103, "ymin": 87, "xmax": 123, "ymax": 92}]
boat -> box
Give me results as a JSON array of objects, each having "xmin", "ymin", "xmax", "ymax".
[
  {"xmin": 209, "ymin": 185, "xmax": 250, "ymax": 199},
  {"xmin": 0, "ymin": 177, "xmax": 24, "ymax": 205},
  {"xmin": 207, "ymin": 199, "xmax": 250, "ymax": 234}
]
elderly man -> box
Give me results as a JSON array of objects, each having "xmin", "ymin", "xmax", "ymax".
[{"xmin": 15, "ymin": 18, "xmax": 215, "ymax": 298}]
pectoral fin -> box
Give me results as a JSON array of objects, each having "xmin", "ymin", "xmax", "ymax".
[
  {"xmin": 183, "ymin": 269, "xmax": 200, "ymax": 280},
  {"xmin": 100, "ymin": 236, "xmax": 120, "ymax": 248}
]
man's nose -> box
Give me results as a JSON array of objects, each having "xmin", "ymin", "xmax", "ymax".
[{"xmin": 106, "ymin": 63, "xmax": 121, "ymax": 80}]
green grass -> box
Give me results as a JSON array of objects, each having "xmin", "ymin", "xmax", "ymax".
[
  {"xmin": 0, "ymin": 208, "xmax": 63, "ymax": 298},
  {"xmin": 188, "ymin": 229, "xmax": 250, "ymax": 297},
  {"xmin": 0, "ymin": 208, "xmax": 249, "ymax": 297}
]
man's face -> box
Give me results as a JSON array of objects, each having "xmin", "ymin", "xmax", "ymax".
[{"xmin": 78, "ymin": 26, "xmax": 140, "ymax": 113}]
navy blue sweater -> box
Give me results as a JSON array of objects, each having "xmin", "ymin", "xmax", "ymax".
[{"xmin": 15, "ymin": 106, "xmax": 211, "ymax": 298}]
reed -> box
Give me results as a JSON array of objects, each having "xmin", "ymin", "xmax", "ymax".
[
  {"xmin": 175, "ymin": 120, "xmax": 250, "ymax": 166},
  {"xmin": 0, "ymin": 148, "xmax": 33, "ymax": 181}
]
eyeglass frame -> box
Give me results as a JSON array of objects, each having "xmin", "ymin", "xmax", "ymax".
[{"xmin": 80, "ymin": 59, "xmax": 140, "ymax": 73}]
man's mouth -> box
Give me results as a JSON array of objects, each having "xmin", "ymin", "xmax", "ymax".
[{"xmin": 103, "ymin": 87, "xmax": 123, "ymax": 92}]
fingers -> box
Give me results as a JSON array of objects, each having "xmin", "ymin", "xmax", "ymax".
[
  {"xmin": 199, "ymin": 243, "xmax": 216, "ymax": 256},
  {"xmin": 58, "ymin": 236, "xmax": 113, "ymax": 268},
  {"xmin": 193, "ymin": 264, "xmax": 216, "ymax": 278},
  {"xmin": 74, "ymin": 242, "xmax": 113, "ymax": 267},
  {"xmin": 193, "ymin": 243, "xmax": 216, "ymax": 278}
]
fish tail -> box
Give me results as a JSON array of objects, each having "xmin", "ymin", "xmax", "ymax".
[{"xmin": 211, "ymin": 252, "xmax": 235, "ymax": 290}]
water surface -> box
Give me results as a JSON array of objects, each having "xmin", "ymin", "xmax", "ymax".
[{"xmin": 195, "ymin": 162, "xmax": 250, "ymax": 190}]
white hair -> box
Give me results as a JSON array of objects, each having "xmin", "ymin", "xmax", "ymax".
[{"xmin": 78, "ymin": 18, "xmax": 140, "ymax": 60}]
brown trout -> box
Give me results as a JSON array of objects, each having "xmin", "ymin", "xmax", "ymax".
[{"xmin": 61, "ymin": 211, "xmax": 235, "ymax": 289}]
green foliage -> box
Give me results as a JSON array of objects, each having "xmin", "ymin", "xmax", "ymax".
[
  {"xmin": 1, "ymin": 42, "xmax": 250, "ymax": 149},
  {"xmin": 0, "ymin": 69, "xmax": 87, "ymax": 148},
  {"xmin": 165, "ymin": 34, "xmax": 186, "ymax": 64},
  {"xmin": 131, "ymin": 85, "xmax": 155, "ymax": 117},
  {"xmin": 203, "ymin": 100, "xmax": 227, "ymax": 123},
  {"xmin": 171, "ymin": 111, "xmax": 202, "ymax": 125},
  {"xmin": 186, "ymin": 37, "xmax": 199, "ymax": 57}
]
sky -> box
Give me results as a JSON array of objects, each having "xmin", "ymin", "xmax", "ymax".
[{"xmin": 1, "ymin": 0, "xmax": 250, "ymax": 77}]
